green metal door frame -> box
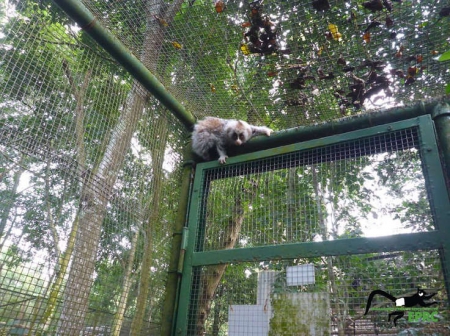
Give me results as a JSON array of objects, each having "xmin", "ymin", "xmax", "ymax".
[{"xmin": 174, "ymin": 115, "xmax": 450, "ymax": 335}]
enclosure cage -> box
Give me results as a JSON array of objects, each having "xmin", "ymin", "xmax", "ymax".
[{"xmin": 0, "ymin": 0, "xmax": 449, "ymax": 335}]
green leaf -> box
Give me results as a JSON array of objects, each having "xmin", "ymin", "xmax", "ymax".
[
  {"xmin": 446, "ymin": 83, "xmax": 450, "ymax": 94},
  {"xmin": 438, "ymin": 50, "xmax": 450, "ymax": 61}
]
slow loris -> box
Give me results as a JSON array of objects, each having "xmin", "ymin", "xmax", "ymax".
[{"xmin": 192, "ymin": 117, "xmax": 272, "ymax": 164}]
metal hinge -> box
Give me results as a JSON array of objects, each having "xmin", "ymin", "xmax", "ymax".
[{"xmin": 177, "ymin": 227, "xmax": 189, "ymax": 273}]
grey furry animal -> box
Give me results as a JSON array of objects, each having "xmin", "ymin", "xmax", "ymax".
[{"xmin": 192, "ymin": 117, "xmax": 272, "ymax": 164}]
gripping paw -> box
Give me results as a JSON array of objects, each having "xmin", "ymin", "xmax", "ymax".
[
  {"xmin": 264, "ymin": 127, "xmax": 273, "ymax": 136},
  {"xmin": 218, "ymin": 155, "xmax": 228, "ymax": 164}
]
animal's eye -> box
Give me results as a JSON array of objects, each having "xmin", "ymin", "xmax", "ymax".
[
  {"xmin": 232, "ymin": 133, "xmax": 238, "ymax": 140},
  {"xmin": 239, "ymin": 134, "xmax": 245, "ymax": 140}
]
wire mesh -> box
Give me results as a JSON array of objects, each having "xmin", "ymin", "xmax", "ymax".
[
  {"xmin": 196, "ymin": 127, "xmax": 432, "ymax": 251},
  {"xmin": 80, "ymin": 0, "xmax": 450, "ymax": 128},
  {"xmin": 0, "ymin": 2, "xmax": 187, "ymax": 334},
  {"xmin": 187, "ymin": 252, "xmax": 447, "ymax": 336},
  {"xmin": 1, "ymin": 0, "xmax": 449, "ymax": 335}
]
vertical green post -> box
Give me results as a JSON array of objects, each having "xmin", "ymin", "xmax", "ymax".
[
  {"xmin": 174, "ymin": 161, "xmax": 208, "ymax": 335},
  {"xmin": 432, "ymin": 103, "xmax": 450, "ymax": 179},
  {"xmin": 161, "ymin": 143, "xmax": 194, "ymax": 336},
  {"xmin": 431, "ymin": 102, "xmax": 450, "ymax": 302}
]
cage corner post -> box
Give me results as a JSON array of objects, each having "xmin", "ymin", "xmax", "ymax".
[
  {"xmin": 429, "ymin": 101, "xmax": 450, "ymax": 302},
  {"xmin": 161, "ymin": 142, "xmax": 195, "ymax": 336},
  {"xmin": 432, "ymin": 102, "xmax": 450, "ymax": 178}
]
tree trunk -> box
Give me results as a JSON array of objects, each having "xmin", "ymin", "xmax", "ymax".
[
  {"xmin": 130, "ymin": 114, "xmax": 168, "ymax": 335},
  {"xmin": 286, "ymin": 167, "xmax": 296, "ymax": 242},
  {"xmin": 0, "ymin": 155, "xmax": 24, "ymax": 250},
  {"xmin": 34, "ymin": 62, "xmax": 92, "ymax": 335},
  {"xmin": 195, "ymin": 180, "xmax": 258, "ymax": 335},
  {"xmin": 35, "ymin": 212, "xmax": 80, "ymax": 335},
  {"xmin": 44, "ymin": 157, "xmax": 62, "ymax": 259},
  {"xmin": 312, "ymin": 164, "xmax": 346, "ymax": 336},
  {"xmin": 57, "ymin": 82, "xmax": 147, "ymax": 334},
  {"xmin": 56, "ymin": 0, "xmax": 185, "ymax": 333},
  {"xmin": 211, "ymin": 286, "xmax": 224, "ymax": 335},
  {"xmin": 111, "ymin": 228, "xmax": 139, "ymax": 336},
  {"xmin": 128, "ymin": 1, "xmax": 185, "ymax": 333}
]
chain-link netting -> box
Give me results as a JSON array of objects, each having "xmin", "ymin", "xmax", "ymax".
[{"xmin": 0, "ymin": 1, "xmax": 187, "ymax": 334}]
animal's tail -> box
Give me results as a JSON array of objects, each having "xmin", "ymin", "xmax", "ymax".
[{"xmin": 364, "ymin": 289, "xmax": 397, "ymax": 315}]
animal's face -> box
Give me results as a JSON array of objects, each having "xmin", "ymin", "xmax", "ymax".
[
  {"xmin": 226, "ymin": 121, "xmax": 251, "ymax": 146},
  {"xmin": 231, "ymin": 130, "xmax": 247, "ymax": 145}
]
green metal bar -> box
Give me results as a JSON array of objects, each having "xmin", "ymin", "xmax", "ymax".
[
  {"xmin": 198, "ymin": 115, "xmax": 423, "ymax": 171},
  {"xmin": 230, "ymin": 100, "xmax": 449, "ymax": 157},
  {"xmin": 52, "ymin": 0, "xmax": 196, "ymax": 130},
  {"xmin": 428, "ymin": 103, "xmax": 450, "ymax": 303},
  {"xmin": 175, "ymin": 113, "xmax": 450, "ymax": 334},
  {"xmin": 191, "ymin": 231, "xmax": 443, "ymax": 266},
  {"xmin": 432, "ymin": 102, "xmax": 450, "ymax": 179},
  {"xmin": 175, "ymin": 115, "xmax": 448, "ymax": 333},
  {"xmin": 161, "ymin": 145, "xmax": 195, "ymax": 336},
  {"xmin": 174, "ymin": 158, "xmax": 206, "ymax": 335},
  {"xmin": 419, "ymin": 112, "xmax": 450, "ymax": 232}
]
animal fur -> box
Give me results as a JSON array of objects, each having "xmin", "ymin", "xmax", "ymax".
[{"xmin": 192, "ymin": 117, "xmax": 272, "ymax": 164}]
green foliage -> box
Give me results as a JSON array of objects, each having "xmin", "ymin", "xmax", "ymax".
[
  {"xmin": 270, "ymin": 292, "xmax": 330, "ymax": 336},
  {"xmin": 439, "ymin": 51, "xmax": 450, "ymax": 62},
  {"xmin": 0, "ymin": 1, "xmax": 183, "ymax": 332},
  {"xmin": 0, "ymin": 0, "xmax": 448, "ymax": 334},
  {"xmin": 438, "ymin": 50, "xmax": 450, "ymax": 94}
]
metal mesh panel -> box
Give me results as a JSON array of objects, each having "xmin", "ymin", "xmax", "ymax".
[
  {"xmin": 188, "ymin": 251, "xmax": 447, "ymax": 335},
  {"xmin": 0, "ymin": 3, "xmax": 186, "ymax": 335},
  {"xmin": 197, "ymin": 127, "xmax": 431, "ymax": 251},
  {"xmin": 79, "ymin": 0, "xmax": 449, "ymax": 127}
]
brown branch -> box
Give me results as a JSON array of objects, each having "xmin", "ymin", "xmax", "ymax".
[
  {"xmin": 195, "ymin": 179, "xmax": 259, "ymax": 335},
  {"xmin": 62, "ymin": 60, "xmax": 92, "ymax": 169},
  {"xmin": 44, "ymin": 155, "xmax": 61, "ymax": 259}
]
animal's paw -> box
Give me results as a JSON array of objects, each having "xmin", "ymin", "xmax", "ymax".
[
  {"xmin": 264, "ymin": 127, "xmax": 273, "ymax": 136},
  {"xmin": 218, "ymin": 155, "xmax": 228, "ymax": 164}
]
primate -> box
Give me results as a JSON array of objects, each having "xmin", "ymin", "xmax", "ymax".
[
  {"xmin": 191, "ymin": 117, "xmax": 272, "ymax": 164},
  {"xmin": 364, "ymin": 287, "xmax": 438, "ymax": 326}
]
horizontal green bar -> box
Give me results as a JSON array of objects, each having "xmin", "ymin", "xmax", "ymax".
[
  {"xmin": 198, "ymin": 116, "xmax": 421, "ymax": 171},
  {"xmin": 191, "ymin": 231, "xmax": 442, "ymax": 266},
  {"xmin": 230, "ymin": 100, "xmax": 449, "ymax": 156}
]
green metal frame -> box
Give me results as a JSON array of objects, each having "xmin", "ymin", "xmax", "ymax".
[
  {"xmin": 174, "ymin": 115, "xmax": 450, "ymax": 335},
  {"xmin": 161, "ymin": 145, "xmax": 195, "ymax": 336}
]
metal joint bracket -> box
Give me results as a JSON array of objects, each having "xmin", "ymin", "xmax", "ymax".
[
  {"xmin": 181, "ymin": 227, "xmax": 189, "ymax": 250},
  {"xmin": 182, "ymin": 160, "xmax": 195, "ymax": 168},
  {"xmin": 431, "ymin": 102, "xmax": 450, "ymax": 120},
  {"xmin": 177, "ymin": 227, "xmax": 190, "ymax": 274}
]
